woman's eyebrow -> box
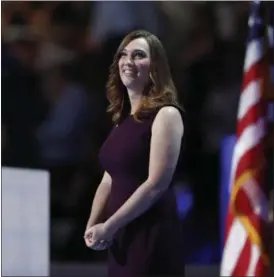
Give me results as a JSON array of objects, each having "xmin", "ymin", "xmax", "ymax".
[{"xmin": 124, "ymin": 47, "xmax": 147, "ymax": 53}]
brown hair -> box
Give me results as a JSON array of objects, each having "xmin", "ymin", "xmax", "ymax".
[{"xmin": 106, "ymin": 30, "xmax": 181, "ymax": 124}]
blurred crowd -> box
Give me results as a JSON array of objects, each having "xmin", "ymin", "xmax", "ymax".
[{"xmin": 1, "ymin": 1, "xmax": 252, "ymax": 262}]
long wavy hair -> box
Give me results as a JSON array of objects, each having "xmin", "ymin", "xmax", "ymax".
[{"xmin": 106, "ymin": 30, "xmax": 182, "ymax": 124}]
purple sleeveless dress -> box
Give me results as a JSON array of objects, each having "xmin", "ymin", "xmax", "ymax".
[{"xmin": 99, "ymin": 106, "xmax": 185, "ymax": 277}]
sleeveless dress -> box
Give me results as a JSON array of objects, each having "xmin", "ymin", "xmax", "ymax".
[{"xmin": 99, "ymin": 106, "xmax": 185, "ymax": 277}]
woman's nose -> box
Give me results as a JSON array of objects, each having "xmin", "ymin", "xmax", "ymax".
[{"xmin": 125, "ymin": 56, "xmax": 134, "ymax": 65}]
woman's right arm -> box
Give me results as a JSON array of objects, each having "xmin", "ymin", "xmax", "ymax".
[{"xmin": 86, "ymin": 171, "xmax": 112, "ymax": 229}]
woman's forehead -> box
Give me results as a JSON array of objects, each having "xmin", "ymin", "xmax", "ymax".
[{"xmin": 123, "ymin": 38, "xmax": 149, "ymax": 53}]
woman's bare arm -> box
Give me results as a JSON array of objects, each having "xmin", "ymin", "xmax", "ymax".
[{"xmin": 86, "ymin": 171, "xmax": 112, "ymax": 229}]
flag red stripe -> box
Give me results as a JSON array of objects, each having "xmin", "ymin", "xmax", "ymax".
[
  {"xmin": 234, "ymin": 140, "xmax": 265, "ymax": 181},
  {"xmin": 237, "ymin": 102, "xmax": 265, "ymax": 137},
  {"xmin": 231, "ymin": 239, "xmax": 250, "ymax": 276},
  {"xmin": 242, "ymin": 59, "xmax": 265, "ymax": 91},
  {"xmin": 255, "ymin": 255, "xmax": 269, "ymax": 276}
]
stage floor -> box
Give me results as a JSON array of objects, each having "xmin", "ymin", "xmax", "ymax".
[{"xmin": 51, "ymin": 263, "xmax": 219, "ymax": 277}]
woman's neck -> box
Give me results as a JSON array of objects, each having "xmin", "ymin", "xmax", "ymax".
[{"xmin": 127, "ymin": 89, "xmax": 143, "ymax": 115}]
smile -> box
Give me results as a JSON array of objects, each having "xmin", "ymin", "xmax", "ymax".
[{"xmin": 123, "ymin": 70, "xmax": 137, "ymax": 77}]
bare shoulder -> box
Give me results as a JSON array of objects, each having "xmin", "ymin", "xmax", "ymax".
[
  {"xmin": 148, "ymin": 106, "xmax": 184, "ymax": 185},
  {"xmin": 156, "ymin": 106, "xmax": 182, "ymax": 120},
  {"xmin": 153, "ymin": 106, "xmax": 184, "ymax": 131}
]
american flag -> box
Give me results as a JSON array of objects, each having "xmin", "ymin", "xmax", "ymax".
[{"xmin": 220, "ymin": 1, "xmax": 273, "ymax": 276}]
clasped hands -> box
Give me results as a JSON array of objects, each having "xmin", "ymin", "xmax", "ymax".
[{"xmin": 84, "ymin": 223, "xmax": 115, "ymax": 251}]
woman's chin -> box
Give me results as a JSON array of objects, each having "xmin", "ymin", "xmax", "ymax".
[
  {"xmin": 122, "ymin": 80, "xmax": 137, "ymax": 90},
  {"xmin": 121, "ymin": 77, "xmax": 145, "ymax": 91}
]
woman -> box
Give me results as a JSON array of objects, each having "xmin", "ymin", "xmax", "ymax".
[{"xmin": 84, "ymin": 30, "xmax": 185, "ymax": 277}]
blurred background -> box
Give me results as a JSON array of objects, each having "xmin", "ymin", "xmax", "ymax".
[{"xmin": 1, "ymin": 0, "xmax": 258, "ymax": 274}]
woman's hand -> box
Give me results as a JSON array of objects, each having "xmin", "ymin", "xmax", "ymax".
[{"xmin": 84, "ymin": 223, "xmax": 114, "ymax": 251}]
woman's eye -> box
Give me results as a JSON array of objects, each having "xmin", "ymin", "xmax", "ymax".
[
  {"xmin": 119, "ymin": 52, "xmax": 127, "ymax": 58},
  {"xmin": 133, "ymin": 51, "xmax": 146, "ymax": 59}
]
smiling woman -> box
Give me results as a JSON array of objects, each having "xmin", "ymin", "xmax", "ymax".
[
  {"xmin": 118, "ymin": 37, "xmax": 150, "ymax": 93},
  {"xmin": 84, "ymin": 30, "xmax": 185, "ymax": 277},
  {"xmin": 106, "ymin": 30, "xmax": 181, "ymax": 123}
]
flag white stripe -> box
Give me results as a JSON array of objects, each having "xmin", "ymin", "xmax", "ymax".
[
  {"xmin": 242, "ymin": 178, "xmax": 269, "ymax": 221},
  {"xmin": 244, "ymin": 39, "xmax": 264, "ymax": 72},
  {"xmin": 229, "ymin": 118, "xmax": 265, "ymax": 192},
  {"xmin": 238, "ymin": 80, "xmax": 262, "ymax": 119},
  {"xmin": 247, "ymin": 244, "xmax": 260, "ymax": 276},
  {"xmin": 221, "ymin": 219, "xmax": 248, "ymax": 276}
]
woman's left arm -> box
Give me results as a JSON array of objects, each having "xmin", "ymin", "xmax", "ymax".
[{"xmin": 105, "ymin": 106, "xmax": 184, "ymax": 234}]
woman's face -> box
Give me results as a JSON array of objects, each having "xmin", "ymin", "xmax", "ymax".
[{"xmin": 118, "ymin": 38, "xmax": 151, "ymax": 91}]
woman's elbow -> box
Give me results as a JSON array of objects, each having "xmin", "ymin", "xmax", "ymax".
[
  {"xmin": 147, "ymin": 173, "xmax": 173, "ymax": 189},
  {"xmin": 145, "ymin": 178, "xmax": 171, "ymax": 198}
]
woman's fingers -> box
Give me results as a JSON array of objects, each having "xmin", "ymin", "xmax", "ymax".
[
  {"xmin": 84, "ymin": 236, "xmax": 93, "ymax": 247},
  {"xmin": 84, "ymin": 233, "xmax": 93, "ymax": 240},
  {"xmin": 84, "ymin": 227, "xmax": 112, "ymax": 251},
  {"xmin": 84, "ymin": 226, "xmax": 95, "ymax": 238},
  {"xmin": 84, "ymin": 227, "xmax": 95, "ymax": 245}
]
